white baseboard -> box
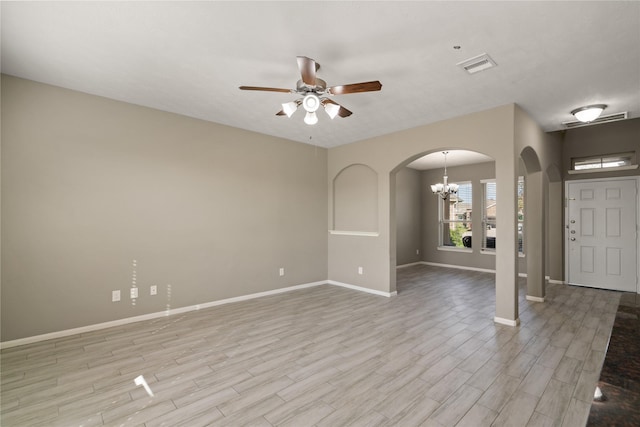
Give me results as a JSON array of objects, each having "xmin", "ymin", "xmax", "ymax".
[
  {"xmin": 327, "ymin": 280, "xmax": 397, "ymax": 297},
  {"xmin": 526, "ymin": 295, "xmax": 545, "ymax": 302},
  {"xmin": 421, "ymin": 261, "xmax": 495, "ymax": 274},
  {"xmin": 396, "ymin": 262, "xmax": 423, "ymax": 269},
  {"xmin": 0, "ymin": 280, "xmax": 327, "ymax": 349},
  {"xmin": 0, "ymin": 278, "xmax": 400, "ymax": 349},
  {"xmin": 494, "ymin": 316, "xmax": 520, "ymax": 327},
  {"xmin": 518, "ymin": 274, "xmax": 552, "ymax": 281},
  {"xmin": 548, "ymin": 279, "xmax": 564, "ymax": 285}
]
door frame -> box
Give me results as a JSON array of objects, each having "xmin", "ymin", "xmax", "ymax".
[{"xmin": 564, "ymin": 176, "xmax": 640, "ymax": 293}]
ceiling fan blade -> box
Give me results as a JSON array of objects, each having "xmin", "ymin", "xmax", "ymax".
[
  {"xmin": 239, "ymin": 86, "xmax": 292, "ymax": 93},
  {"xmin": 328, "ymin": 80, "xmax": 382, "ymax": 95},
  {"xmin": 322, "ymin": 98, "xmax": 353, "ymax": 118},
  {"xmin": 336, "ymin": 105, "xmax": 353, "ymax": 118},
  {"xmin": 297, "ymin": 56, "xmax": 317, "ymax": 87}
]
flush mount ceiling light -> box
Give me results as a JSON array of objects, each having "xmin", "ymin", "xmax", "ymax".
[
  {"xmin": 571, "ymin": 104, "xmax": 607, "ymax": 123},
  {"xmin": 562, "ymin": 111, "xmax": 627, "ymax": 128}
]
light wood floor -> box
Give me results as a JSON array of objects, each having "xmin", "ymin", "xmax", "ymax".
[{"xmin": 1, "ymin": 265, "xmax": 620, "ymax": 426}]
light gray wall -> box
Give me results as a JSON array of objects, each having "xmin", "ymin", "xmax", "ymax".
[
  {"xmin": 558, "ymin": 117, "xmax": 640, "ymax": 282},
  {"xmin": 514, "ymin": 106, "xmax": 563, "ymax": 299},
  {"xmin": 1, "ymin": 75, "xmax": 328, "ymax": 341},
  {"xmin": 547, "ymin": 178, "xmax": 564, "ymax": 282},
  {"xmin": 562, "ymin": 117, "xmax": 640, "ymax": 181},
  {"xmin": 333, "ymin": 164, "xmax": 378, "ymax": 232},
  {"xmin": 395, "ymin": 167, "xmax": 421, "ymax": 266},
  {"xmin": 328, "ymin": 104, "xmax": 520, "ymax": 323},
  {"xmin": 328, "ymin": 104, "xmax": 561, "ymax": 323},
  {"xmin": 421, "ymin": 161, "xmax": 496, "ymax": 271}
]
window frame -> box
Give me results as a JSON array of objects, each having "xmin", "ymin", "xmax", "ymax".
[
  {"xmin": 571, "ymin": 152, "xmax": 636, "ymax": 172},
  {"xmin": 481, "ymin": 179, "xmax": 496, "ymax": 253},
  {"xmin": 437, "ymin": 181, "xmax": 472, "ymax": 251},
  {"xmin": 517, "ymin": 175, "xmax": 525, "ymax": 255}
]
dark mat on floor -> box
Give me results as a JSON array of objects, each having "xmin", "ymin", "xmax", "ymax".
[{"xmin": 587, "ymin": 293, "xmax": 640, "ymax": 426}]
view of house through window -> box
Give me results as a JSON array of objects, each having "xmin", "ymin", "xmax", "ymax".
[
  {"xmin": 518, "ymin": 176, "xmax": 525, "ymax": 254},
  {"xmin": 439, "ymin": 178, "xmax": 524, "ymax": 253},
  {"xmin": 482, "ymin": 180, "xmax": 497, "ymax": 251},
  {"xmin": 439, "ymin": 182, "xmax": 472, "ymax": 248}
]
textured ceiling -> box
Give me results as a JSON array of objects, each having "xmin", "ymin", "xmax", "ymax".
[
  {"xmin": 2, "ymin": 1, "xmax": 639, "ymax": 148},
  {"xmin": 407, "ymin": 150, "xmax": 493, "ymax": 171}
]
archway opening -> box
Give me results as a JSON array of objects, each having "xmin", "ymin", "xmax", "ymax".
[
  {"xmin": 392, "ymin": 149, "xmax": 497, "ymax": 289},
  {"xmin": 519, "ymin": 146, "xmax": 547, "ymax": 301}
]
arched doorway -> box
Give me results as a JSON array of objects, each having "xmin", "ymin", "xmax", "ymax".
[
  {"xmin": 519, "ymin": 146, "xmax": 546, "ymax": 301},
  {"xmin": 392, "ymin": 148, "xmax": 504, "ymax": 282}
]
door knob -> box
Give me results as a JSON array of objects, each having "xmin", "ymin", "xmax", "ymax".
[{"xmin": 570, "ymin": 237, "xmax": 576, "ymax": 241}]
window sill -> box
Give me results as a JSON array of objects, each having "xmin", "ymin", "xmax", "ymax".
[
  {"xmin": 479, "ymin": 250, "xmax": 524, "ymax": 257},
  {"xmin": 437, "ymin": 246, "xmax": 472, "ymax": 253},
  {"xmin": 329, "ymin": 230, "xmax": 379, "ymax": 237}
]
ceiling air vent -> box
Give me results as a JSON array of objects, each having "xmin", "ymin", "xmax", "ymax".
[
  {"xmin": 562, "ymin": 112, "xmax": 628, "ymax": 128},
  {"xmin": 457, "ymin": 53, "xmax": 497, "ymax": 74}
]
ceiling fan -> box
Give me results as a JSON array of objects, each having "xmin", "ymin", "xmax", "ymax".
[{"xmin": 239, "ymin": 56, "xmax": 382, "ymax": 125}]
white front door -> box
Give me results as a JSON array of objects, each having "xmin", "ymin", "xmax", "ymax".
[{"xmin": 566, "ymin": 178, "xmax": 638, "ymax": 292}]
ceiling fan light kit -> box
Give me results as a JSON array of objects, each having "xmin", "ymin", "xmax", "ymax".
[
  {"xmin": 323, "ymin": 101, "xmax": 340, "ymax": 120},
  {"xmin": 304, "ymin": 111, "xmax": 318, "ymax": 125},
  {"xmin": 303, "ymin": 94, "xmax": 320, "ymax": 113},
  {"xmin": 240, "ymin": 56, "xmax": 382, "ymax": 125},
  {"xmin": 281, "ymin": 100, "xmax": 299, "ymax": 118}
]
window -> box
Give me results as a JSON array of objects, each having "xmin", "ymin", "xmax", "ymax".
[
  {"xmin": 482, "ymin": 180, "xmax": 496, "ymax": 251},
  {"xmin": 438, "ymin": 182, "xmax": 472, "ymax": 249},
  {"xmin": 517, "ymin": 176, "xmax": 525, "ymax": 254},
  {"xmin": 571, "ymin": 152, "xmax": 635, "ymax": 171}
]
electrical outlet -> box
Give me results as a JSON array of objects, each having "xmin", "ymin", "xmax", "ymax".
[
  {"xmin": 130, "ymin": 287, "xmax": 138, "ymax": 299},
  {"xmin": 416, "ymin": 249, "xmax": 420, "ymax": 255},
  {"xmin": 150, "ymin": 285, "xmax": 157, "ymax": 296},
  {"xmin": 112, "ymin": 290, "xmax": 121, "ymax": 302},
  {"xmin": 279, "ymin": 267, "xmax": 285, "ymax": 276},
  {"xmin": 358, "ymin": 266, "xmax": 363, "ymax": 275}
]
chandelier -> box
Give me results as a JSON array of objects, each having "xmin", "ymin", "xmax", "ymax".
[{"xmin": 431, "ymin": 151, "xmax": 459, "ymax": 199}]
